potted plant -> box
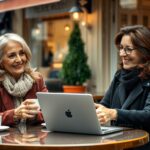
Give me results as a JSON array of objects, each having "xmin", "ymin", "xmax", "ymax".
[{"xmin": 60, "ymin": 23, "xmax": 91, "ymax": 93}]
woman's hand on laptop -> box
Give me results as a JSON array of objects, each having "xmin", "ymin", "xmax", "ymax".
[{"xmin": 95, "ymin": 103, "xmax": 117, "ymax": 125}]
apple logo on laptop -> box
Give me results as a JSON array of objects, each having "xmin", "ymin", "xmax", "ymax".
[{"xmin": 65, "ymin": 109, "xmax": 72, "ymax": 118}]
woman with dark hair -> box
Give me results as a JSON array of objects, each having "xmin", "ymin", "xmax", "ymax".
[
  {"xmin": 95, "ymin": 25, "xmax": 150, "ymax": 149},
  {"xmin": 0, "ymin": 33, "xmax": 48, "ymax": 127}
]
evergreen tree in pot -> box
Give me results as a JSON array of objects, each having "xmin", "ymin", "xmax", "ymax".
[{"xmin": 60, "ymin": 23, "xmax": 91, "ymax": 93}]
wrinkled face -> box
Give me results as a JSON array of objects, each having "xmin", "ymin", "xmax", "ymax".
[
  {"xmin": 1, "ymin": 41, "xmax": 27, "ymax": 80},
  {"xmin": 119, "ymin": 35, "xmax": 142, "ymax": 70}
]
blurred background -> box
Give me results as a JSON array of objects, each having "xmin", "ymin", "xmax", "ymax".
[{"xmin": 0, "ymin": 0, "xmax": 150, "ymax": 93}]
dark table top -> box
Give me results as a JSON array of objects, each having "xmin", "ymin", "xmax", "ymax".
[{"xmin": 0, "ymin": 125, "xmax": 149, "ymax": 150}]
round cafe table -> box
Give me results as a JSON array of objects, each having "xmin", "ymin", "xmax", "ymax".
[{"xmin": 0, "ymin": 125, "xmax": 149, "ymax": 150}]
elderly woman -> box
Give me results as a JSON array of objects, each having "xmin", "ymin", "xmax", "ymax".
[
  {"xmin": 0, "ymin": 33, "xmax": 48, "ymax": 126},
  {"xmin": 96, "ymin": 25, "xmax": 150, "ymax": 149}
]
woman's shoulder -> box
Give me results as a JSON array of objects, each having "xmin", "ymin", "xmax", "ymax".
[
  {"xmin": 142, "ymin": 78, "xmax": 150, "ymax": 88},
  {"xmin": 33, "ymin": 72, "xmax": 44, "ymax": 83},
  {"xmin": 31, "ymin": 72, "xmax": 48, "ymax": 92},
  {"xmin": 112, "ymin": 69, "xmax": 122, "ymax": 81},
  {"xmin": 115, "ymin": 69, "xmax": 122, "ymax": 76}
]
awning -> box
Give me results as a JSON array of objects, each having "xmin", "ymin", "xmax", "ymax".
[{"xmin": 0, "ymin": 0, "xmax": 60, "ymax": 13}]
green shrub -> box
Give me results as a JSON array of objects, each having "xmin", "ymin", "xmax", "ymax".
[{"xmin": 60, "ymin": 23, "xmax": 91, "ymax": 85}]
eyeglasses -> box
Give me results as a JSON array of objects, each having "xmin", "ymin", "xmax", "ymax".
[{"xmin": 118, "ymin": 46, "xmax": 135, "ymax": 55}]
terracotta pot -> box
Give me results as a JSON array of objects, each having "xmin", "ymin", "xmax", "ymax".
[{"xmin": 63, "ymin": 85, "xmax": 86, "ymax": 93}]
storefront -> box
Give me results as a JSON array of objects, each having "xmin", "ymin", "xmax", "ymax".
[{"xmin": 1, "ymin": 0, "xmax": 150, "ymax": 93}]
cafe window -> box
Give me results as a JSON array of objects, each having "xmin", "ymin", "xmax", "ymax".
[
  {"xmin": 28, "ymin": 16, "xmax": 73, "ymax": 79},
  {"xmin": 119, "ymin": 0, "xmax": 150, "ymax": 28},
  {"xmin": 131, "ymin": 15, "xmax": 137, "ymax": 24},
  {"xmin": 143, "ymin": 15, "xmax": 149, "ymax": 26}
]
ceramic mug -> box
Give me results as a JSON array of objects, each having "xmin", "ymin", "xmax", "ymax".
[{"xmin": 30, "ymin": 99, "xmax": 40, "ymax": 110}]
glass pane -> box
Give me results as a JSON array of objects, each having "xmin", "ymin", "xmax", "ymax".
[
  {"xmin": 143, "ymin": 15, "xmax": 149, "ymax": 26},
  {"xmin": 131, "ymin": 15, "xmax": 137, "ymax": 25},
  {"xmin": 121, "ymin": 14, "xmax": 128, "ymax": 26},
  {"xmin": 28, "ymin": 17, "xmax": 73, "ymax": 79}
]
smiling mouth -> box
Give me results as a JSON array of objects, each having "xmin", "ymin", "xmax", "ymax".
[
  {"xmin": 13, "ymin": 63, "xmax": 24, "ymax": 68},
  {"xmin": 123, "ymin": 59, "xmax": 129, "ymax": 64}
]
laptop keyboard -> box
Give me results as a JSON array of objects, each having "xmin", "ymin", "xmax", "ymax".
[
  {"xmin": 101, "ymin": 128, "xmax": 109, "ymax": 131},
  {"xmin": 101, "ymin": 126, "xmax": 112, "ymax": 132}
]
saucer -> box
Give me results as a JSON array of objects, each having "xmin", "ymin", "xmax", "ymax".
[{"xmin": 0, "ymin": 126, "xmax": 9, "ymax": 132}]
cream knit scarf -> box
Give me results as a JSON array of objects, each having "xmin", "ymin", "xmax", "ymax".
[
  {"xmin": 2, "ymin": 73, "xmax": 34, "ymax": 131},
  {"xmin": 2, "ymin": 73, "xmax": 34, "ymax": 98}
]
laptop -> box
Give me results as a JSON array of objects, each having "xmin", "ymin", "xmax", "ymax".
[{"xmin": 36, "ymin": 92, "xmax": 124, "ymax": 135}]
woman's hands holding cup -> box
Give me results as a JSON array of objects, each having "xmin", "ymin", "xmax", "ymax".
[
  {"xmin": 95, "ymin": 103, "xmax": 117, "ymax": 125},
  {"xmin": 14, "ymin": 99, "xmax": 40, "ymax": 119}
]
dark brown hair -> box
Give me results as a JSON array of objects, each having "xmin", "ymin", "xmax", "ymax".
[{"xmin": 115, "ymin": 25, "xmax": 150, "ymax": 79}]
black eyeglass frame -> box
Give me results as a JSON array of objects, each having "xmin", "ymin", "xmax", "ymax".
[{"xmin": 118, "ymin": 45, "xmax": 136, "ymax": 55}]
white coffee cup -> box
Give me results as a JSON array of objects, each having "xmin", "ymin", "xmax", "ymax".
[{"xmin": 30, "ymin": 99, "xmax": 40, "ymax": 109}]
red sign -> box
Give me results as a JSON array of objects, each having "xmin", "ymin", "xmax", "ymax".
[{"xmin": 0, "ymin": 0, "xmax": 60, "ymax": 13}]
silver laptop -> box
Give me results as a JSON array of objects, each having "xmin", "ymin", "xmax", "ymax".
[{"xmin": 36, "ymin": 92, "xmax": 124, "ymax": 135}]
